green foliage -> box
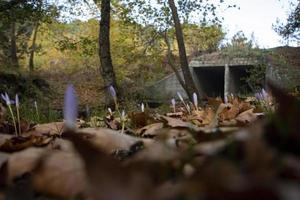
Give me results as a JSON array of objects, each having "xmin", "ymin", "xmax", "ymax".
[
  {"xmin": 183, "ymin": 23, "xmax": 225, "ymax": 54},
  {"xmin": 20, "ymin": 101, "xmax": 61, "ymax": 123},
  {"xmin": 221, "ymin": 31, "xmax": 267, "ymax": 91},
  {"xmin": 0, "ymin": 0, "xmax": 59, "ymax": 67},
  {"xmin": 274, "ymin": 1, "xmax": 299, "ymax": 41}
]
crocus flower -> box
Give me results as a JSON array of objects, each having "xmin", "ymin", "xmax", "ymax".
[
  {"xmin": 193, "ymin": 92, "xmax": 198, "ymax": 109},
  {"xmin": 15, "ymin": 94, "xmax": 21, "ymax": 135},
  {"xmin": 120, "ymin": 110, "xmax": 126, "ymax": 134},
  {"xmin": 255, "ymin": 88, "xmax": 269, "ymax": 101},
  {"xmin": 15, "ymin": 94, "xmax": 19, "ymax": 107},
  {"xmin": 171, "ymin": 98, "xmax": 176, "ymax": 113},
  {"xmin": 261, "ymin": 89, "xmax": 268, "ymax": 100},
  {"xmin": 171, "ymin": 98, "xmax": 176, "ymax": 106},
  {"xmin": 224, "ymin": 95, "xmax": 228, "ymax": 104},
  {"xmin": 1, "ymin": 93, "xmax": 11, "ymax": 105},
  {"xmin": 141, "ymin": 103, "xmax": 145, "ymax": 112},
  {"xmin": 109, "ymin": 85, "xmax": 116, "ymax": 99},
  {"xmin": 255, "ymin": 92, "xmax": 263, "ymax": 101},
  {"xmin": 1, "ymin": 93, "xmax": 17, "ymax": 135},
  {"xmin": 64, "ymin": 84, "xmax": 78, "ymax": 130},
  {"xmin": 108, "ymin": 107, "xmax": 113, "ymax": 115},
  {"xmin": 121, "ymin": 110, "xmax": 126, "ymax": 120}
]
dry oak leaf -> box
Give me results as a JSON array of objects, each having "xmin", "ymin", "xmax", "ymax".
[
  {"xmin": 75, "ymin": 128, "xmax": 153, "ymax": 153},
  {"xmin": 218, "ymin": 103, "xmax": 240, "ymax": 121},
  {"xmin": 189, "ymin": 108, "xmax": 214, "ymax": 126},
  {"xmin": 0, "ymin": 134, "xmax": 53, "ymax": 152},
  {"xmin": 235, "ymin": 108, "xmax": 259, "ymax": 125},
  {"xmin": 64, "ymin": 130, "xmax": 155, "ymax": 200},
  {"xmin": 32, "ymin": 150, "xmax": 88, "ymax": 199},
  {"xmin": 5, "ymin": 147, "xmax": 46, "ymax": 184},
  {"xmin": 207, "ymin": 97, "xmax": 223, "ymax": 109},
  {"xmin": 136, "ymin": 122, "xmax": 164, "ymax": 137},
  {"xmin": 238, "ymin": 101, "xmax": 253, "ymax": 113},
  {"xmin": 27, "ymin": 122, "xmax": 65, "ymax": 136},
  {"xmin": 159, "ymin": 115, "xmax": 200, "ymax": 132}
]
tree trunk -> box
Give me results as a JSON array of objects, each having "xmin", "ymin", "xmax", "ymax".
[
  {"xmin": 168, "ymin": 0, "xmax": 199, "ymax": 100},
  {"xmin": 99, "ymin": 0, "xmax": 118, "ymax": 106},
  {"xmin": 10, "ymin": 21, "xmax": 19, "ymax": 68},
  {"xmin": 163, "ymin": 31, "xmax": 187, "ymax": 92},
  {"xmin": 29, "ymin": 22, "xmax": 39, "ymax": 72}
]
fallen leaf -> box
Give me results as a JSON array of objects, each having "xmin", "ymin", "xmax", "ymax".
[
  {"xmin": 159, "ymin": 115, "xmax": 200, "ymax": 131},
  {"xmin": 6, "ymin": 147, "xmax": 46, "ymax": 184},
  {"xmin": 66, "ymin": 128, "xmax": 153, "ymax": 153},
  {"xmin": 32, "ymin": 150, "xmax": 88, "ymax": 199},
  {"xmin": 64, "ymin": 130, "xmax": 155, "ymax": 200},
  {"xmin": 0, "ymin": 134, "xmax": 55, "ymax": 152},
  {"xmin": 235, "ymin": 109, "xmax": 258, "ymax": 125},
  {"xmin": 27, "ymin": 122, "xmax": 64, "ymax": 136},
  {"xmin": 207, "ymin": 97, "xmax": 223, "ymax": 108},
  {"xmin": 219, "ymin": 103, "xmax": 240, "ymax": 121},
  {"xmin": 136, "ymin": 123, "xmax": 164, "ymax": 137}
]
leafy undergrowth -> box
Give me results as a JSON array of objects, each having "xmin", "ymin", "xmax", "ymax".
[{"xmin": 0, "ymin": 85, "xmax": 299, "ymax": 200}]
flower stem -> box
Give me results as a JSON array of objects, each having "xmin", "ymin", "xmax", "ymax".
[
  {"xmin": 35, "ymin": 106, "xmax": 40, "ymax": 122},
  {"xmin": 121, "ymin": 121, "xmax": 125, "ymax": 134},
  {"xmin": 8, "ymin": 105, "xmax": 18, "ymax": 136},
  {"xmin": 16, "ymin": 106, "xmax": 21, "ymax": 135}
]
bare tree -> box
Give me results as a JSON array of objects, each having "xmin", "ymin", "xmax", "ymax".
[
  {"xmin": 99, "ymin": 0, "xmax": 119, "ymax": 105},
  {"xmin": 168, "ymin": 0, "xmax": 199, "ymax": 99}
]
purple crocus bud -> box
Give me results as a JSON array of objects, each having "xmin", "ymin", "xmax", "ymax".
[
  {"xmin": 261, "ymin": 89, "xmax": 268, "ymax": 100},
  {"xmin": 15, "ymin": 94, "xmax": 19, "ymax": 107},
  {"xmin": 171, "ymin": 98, "xmax": 176, "ymax": 107},
  {"xmin": 224, "ymin": 95, "xmax": 228, "ymax": 104},
  {"xmin": 1, "ymin": 93, "xmax": 11, "ymax": 105},
  {"xmin": 193, "ymin": 92, "xmax": 198, "ymax": 108},
  {"xmin": 255, "ymin": 92, "xmax": 263, "ymax": 101},
  {"xmin": 109, "ymin": 85, "xmax": 116, "ymax": 99},
  {"xmin": 177, "ymin": 92, "xmax": 184, "ymax": 102},
  {"xmin": 64, "ymin": 84, "xmax": 78, "ymax": 130}
]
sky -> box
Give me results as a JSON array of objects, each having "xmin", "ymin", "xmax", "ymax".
[
  {"xmin": 60, "ymin": 0, "xmax": 299, "ymax": 48},
  {"xmin": 220, "ymin": 0, "xmax": 298, "ymax": 48}
]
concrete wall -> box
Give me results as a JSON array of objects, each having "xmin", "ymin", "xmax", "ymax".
[
  {"xmin": 143, "ymin": 71, "xmax": 188, "ymax": 103},
  {"xmin": 143, "ymin": 64, "xmax": 253, "ymax": 102}
]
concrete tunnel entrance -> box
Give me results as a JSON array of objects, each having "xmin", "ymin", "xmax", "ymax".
[
  {"xmin": 194, "ymin": 66, "xmax": 225, "ymax": 98},
  {"xmin": 193, "ymin": 65, "xmax": 252, "ymax": 98}
]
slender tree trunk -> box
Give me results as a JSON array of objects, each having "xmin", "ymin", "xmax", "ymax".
[
  {"xmin": 168, "ymin": 0, "xmax": 199, "ymax": 100},
  {"xmin": 163, "ymin": 31, "xmax": 187, "ymax": 92},
  {"xmin": 10, "ymin": 21, "xmax": 19, "ymax": 68},
  {"xmin": 29, "ymin": 22, "xmax": 39, "ymax": 72},
  {"xmin": 99, "ymin": 0, "xmax": 118, "ymax": 106}
]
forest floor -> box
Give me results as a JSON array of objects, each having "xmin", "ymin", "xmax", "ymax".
[{"xmin": 0, "ymin": 82, "xmax": 299, "ymax": 200}]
